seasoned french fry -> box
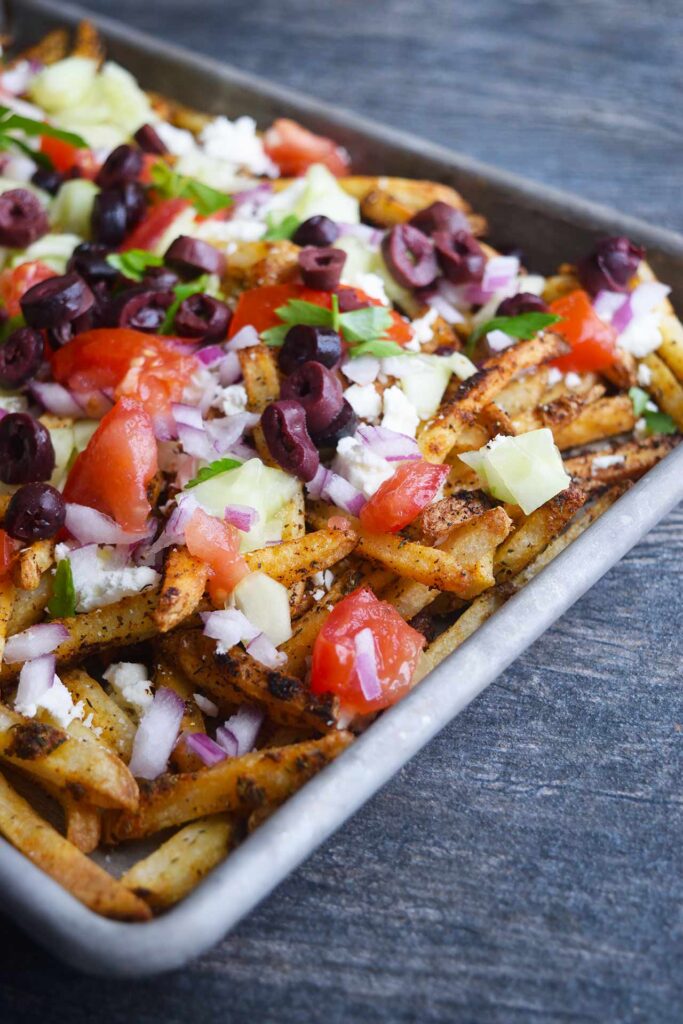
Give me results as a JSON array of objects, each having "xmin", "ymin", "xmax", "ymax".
[
  {"xmin": 224, "ymin": 240, "xmax": 299, "ymax": 290},
  {"xmin": 0, "ymin": 705, "xmax": 138, "ymax": 811},
  {"xmin": 0, "ymin": 770, "xmax": 150, "ymax": 920},
  {"xmin": 61, "ymin": 669, "xmax": 137, "ymax": 761},
  {"xmin": 493, "ymin": 484, "xmax": 587, "ymax": 581},
  {"xmin": 642, "ymin": 352, "xmax": 683, "ymax": 430},
  {"xmin": 495, "ymin": 367, "xmax": 550, "ymax": 416},
  {"xmin": 63, "ymin": 798, "xmax": 101, "ymax": 854},
  {"xmin": 110, "ymin": 732, "xmax": 353, "ymax": 839},
  {"xmin": 71, "ymin": 19, "xmax": 105, "ymax": 61},
  {"xmin": 657, "ymin": 313, "xmax": 683, "ymax": 383},
  {"xmin": 419, "ymin": 332, "xmax": 568, "ymax": 463},
  {"xmin": 416, "ymin": 491, "xmax": 492, "ymax": 544},
  {"xmin": 564, "ymin": 436, "xmax": 679, "ymax": 493},
  {"xmin": 16, "ymin": 28, "xmax": 68, "ymax": 66},
  {"xmin": 550, "ymin": 395, "xmax": 636, "ymax": 450},
  {"xmin": 154, "ymin": 659, "xmax": 205, "ymax": 734},
  {"xmin": 0, "ymin": 578, "xmax": 14, "ymax": 663},
  {"xmin": 6, "ymin": 575, "xmax": 50, "ymax": 636},
  {"xmin": 120, "ymin": 816, "xmax": 239, "ymax": 910},
  {"xmin": 154, "ymin": 546, "xmax": 208, "ymax": 633},
  {"xmin": 158, "ymin": 629, "xmax": 340, "ymax": 732},
  {"xmin": 11, "ymin": 540, "xmax": 55, "ymax": 592},
  {"xmin": 239, "ymin": 344, "xmax": 280, "ymax": 412},
  {"xmin": 244, "ymin": 527, "xmax": 358, "ymax": 587}
]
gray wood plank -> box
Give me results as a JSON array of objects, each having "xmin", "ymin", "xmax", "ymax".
[{"xmin": 1, "ymin": 2, "xmax": 682, "ymax": 1021}]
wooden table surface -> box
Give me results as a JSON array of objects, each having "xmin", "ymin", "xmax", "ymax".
[{"xmin": 2, "ymin": 2, "xmax": 682, "ymax": 1021}]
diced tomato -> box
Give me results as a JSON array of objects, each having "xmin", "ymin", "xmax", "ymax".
[
  {"xmin": 0, "ymin": 529, "xmax": 15, "ymax": 577},
  {"xmin": 228, "ymin": 283, "xmax": 412, "ymax": 346},
  {"xmin": 359, "ymin": 462, "xmax": 449, "ymax": 534},
  {"xmin": 310, "ymin": 587, "xmax": 425, "ymax": 714},
  {"xmin": 121, "ymin": 197, "xmax": 192, "ymax": 252},
  {"xmin": 264, "ymin": 118, "xmax": 351, "ymax": 177},
  {"xmin": 0, "ymin": 261, "xmax": 55, "ymax": 317},
  {"xmin": 550, "ymin": 289, "xmax": 618, "ymax": 373},
  {"xmin": 51, "ymin": 328, "xmax": 198, "ymax": 427},
  {"xmin": 63, "ymin": 397, "xmax": 158, "ymax": 533},
  {"xmin": 39, "ymin": 136, "xmax": 99, "ymax": 178},
  {"xmin": 184, "ymin": 507, "xmax": 249, "ymax": 604}
]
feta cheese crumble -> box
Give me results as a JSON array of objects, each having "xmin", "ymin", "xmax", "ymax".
[
  {"xmin": 199, "ymin": 116, "xmax": 278, "ymax": 177},
  {"xmin": 637, "ymin": 362, "xmax": 653, "ymax": 387},
  {"xmin": 217, "ymin": 383, "xmax": 248, "ymax": 417},
  {"xmin": 55, "ymin": 544, "xmax": 160, "ymax": 614},
  {"xmin": 15, "ymin": 674, "xmax": 84, "ymax": 729},
  {"xmin": 333, "ymin": 435, "xmax": 395, "ymax": 498},
  {"xmin": 381, "ymin": 385, "xmax": 420, "ymax": 438},
  {"xmin": 344, "ymin": 383, "xmax": 382, "ymax": 421},
  {"xmin": 591, "ymin": 453, "xmax": 626, "ymax": 474},
  {"xmin": 102, "ymin": 662, "xmax": 154, "ymax": 717}
]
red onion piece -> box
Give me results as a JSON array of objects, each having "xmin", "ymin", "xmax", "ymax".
[
  {"xmin": 337, "ymin": 222, "xmax": 383, "ymax": 249},
  {"xmin": 29, "ymin": 381, "xmax": 84, "ymax": 418},
  {"xmin": 128, "ymin": 687, "xmax": 184, "ymax": 779},
  {"xmin": 4, "ymin": 624, "xmax": 68, "ymax": 664},
  {"xmin": 225, "ymin": 325, "xmax": 259, "ymax": 351},
  {"xmin": 426, "ymin": 289, "xmax": 465, "ymax": 325},
  {"xmin": 354, "ymin": 627, "xmax": 381, "ymax": 701},
  {"xmin": 171, "ymin": 402, "xmax": 204, "ymax": 431},
  {"xmin": 201, "ymin": 608, "xmax": 259, "ymax": 651},
  {"xmin": 323, "ymin": 473, "xmax": 366, "ymax": 516},
  {"xmin": 356, "ymin": 424, "xmax": 421, "ymax": 461},
  {"xmin": 193, "ymin": 692, "xmax": 218, "ymax": 717},
  {"xmin": 481, "ymin": 255, "xmax": 519, "ymax": 294},
  {"xmin": 146, "ymin": 494, "xmax": 199, "ymax": 558},
  {"xmin": 231, "ymin": 182, "xmax": 273, "ymax": 211},
  {"xmin": 183, "ymin": 732, "xmax": 227, "ymax": 767},
  {"xmin": 224, "ymin": 504, "xmax": 258, "ymax": 532},
  {"xmin": 15, "ymin": 653, "xmax": 55, "ymax": 708},
  {"xmin": 611, "ymin": 281, "xmax": 670, "ymax": 333},
  {"xmin": 218, "ymin": 351, "xmax": 242, "ymax": 386},
  {"xmin": 246, "ymin": 632, "xmax": 287, "ymax": 669},
  {"xmin": 592, "ymin": 290, "xmax": 624, "ymax": 322},
  {"xmin": 204, "ymin": 412, "xmax": 258, "ymax": 455},
  {"xmin": 72, "ymin": 389, "xmax": 114, "ymax": 419},
  {"xmin": 177, "ymin": 422, "xmax": 216, "ymax": 461},
  {"xmin": 214, "ymin": 724, "xmax": 238, "ymax": 758},
  {"xmin": 65, "ymin": 503, "xmax": 149, "ymax": 544},
  {"xmin": 220, "ymin": 705, "xmax": 264, "ymax": 756},
  {"xmin": 197, "ymin": 345, "xmax": 224, "ymax": 366},
  {"xmin": 305, "ymin": 463, "xmax": 329, "ymax": 500}
]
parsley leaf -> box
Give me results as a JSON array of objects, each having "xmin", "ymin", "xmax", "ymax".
[
  {"xmin": 263, "ymin": 213, "xmax": 300, "ymax": 241},
  {"xmin": 339, "ymin": 305, "xmax": 393, "ymax": 345},
  {"xmin": 184, "ymin": 457, "xmax": 242, "ymax": 489},
  {"xmin": 643, "ymin": 410, "xmax": 677, "ymax": 435},
  {"xmin": 48, "ymin": 559, "xmax": 76, "ymax": 618},
  {"xmin": 160, "ymin": 275, "xmax": 210, "ymax": 334},
  {"xmin": 629, "ymin": 386, "xmax": 650, "ymax": 417},
  {"xmin": 261, "ymin": 323, "xmax": 292, "ymax": 347},
  {"xmin": 260, "ymin": 297, "xmax": 397, "ymax": 356},
  {"xmin": 151, "ymin": 161, "xmax": 232, "ymax": 217},
  {"xmin": 330, "ymin": 293, "xmax": 341, "ymax": 334},
  {"xmin": 275, "ymin": 299, "xmax": 334, "ymax": 327},
  {"xmin": 348, "ymin": 338, "xmax": 409, "ymax": 358},
  {"xmin": 106, "ymin": 249, "xmax": 164, "ymax": 282},
  {"xmin": 467, "ymin": 312, "xmax": 561, "ymax": 354}
]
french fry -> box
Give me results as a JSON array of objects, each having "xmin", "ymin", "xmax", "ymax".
[
  {"xmin": 16, "ymin": 28, "xmax": 68, "ymax": 66},
  {"xmin": 224, "ymin": 240, "xmax": 299, "ymax": 290},
  {"xmin": 154, "ymin": 660, "xmax": 205, "ymax": 734},
  {"xmin": 416, "ymin": 491, "xmax": 492, "ymax": 544},
  {"xmin": 63, "ymin": 798, "xmax": 101, "ymax": 854},
  {"xmin": 642, "ymin": 352, "xmax": 683, "ymax": 430},
  {"xmin": 11, "ymin": 540, "xmax": 55, "ymax": 592},
  {"xmin": 120, "ymin": 816, "xmax": 239, "ymax": 910},
  {"xmin": 110, "ymin": 732, "xmax": 353, "ymax": 839},
  {"xmin": 657, "ymin": 313, "xmax": 683, "ymax": 383},
  {"xmin": 244, "ymin": 527, "xmax": 358, "ymax": 588},
  {"xmin": 563, "ymin": 436, "xmax": 679, "ymax": 493},
  {"xmin": 71, "ymin": 19, "xmax": 105, "ymax": 62},
  {"xmin": 158, "ymin": 629, "xmax": 340, "ymax": 732},
  {"xmin": 495, "ymin": 367, "xmax": 550, "ymax": 416},
  {"xmin": 0, "ymin": 770, "xmax": 150, "ymax": 920},
  {"xmin": 239, "ymin": 344, "xmax": 280, "ymax": 412},
  {"xmin": 0, "ymin": 579, "xmax": 14, "ymax": 663},
  {"xmin": 419, "ymin": 332, "xmax": 568, "ymax": 463},
  {"xmin": 493, "ymin": 484, "xmax": 587, "ymax": 581},
  {"xmin": 61, "ymin": 669, "xmax": 137, "ymax": 761},
  {"xmin": 154, "ymin": 546, "xmax": 208, "ymax": 633},
  {"xmin": 0, "ymin": 705, "xmax": 138, "ymax": 811},
  {"xmin": 550, "ymin": 395, "xmax": 636, "ymax": 450},
  {"xmin": 6, "ymin": 575, "xmax": 50, "ymax": 636}
]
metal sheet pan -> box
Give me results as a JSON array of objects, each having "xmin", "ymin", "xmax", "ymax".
[{"xmin": 2, "ymin": 0, "xmax": 682, "ymax": 977}]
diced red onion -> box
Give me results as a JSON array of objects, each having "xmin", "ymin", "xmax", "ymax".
[
  {"xmin": 246, "ymin": 632, "xmax": 287, "ymax": 669},
  {"xmin": 481, "ymin": 255, "xmax": 519, "ymax": 294},
  {"xmin": 202, "ymin": 608, "xmax": 259, "ymax": 651},
  {"xmin": 322, "ymin": 472, "xmax": 366, "ymax": 515},
  {"xmin": 4, "ymin": 624, "xmax": 69, "ymax": 664},
  {"xmin": 231, "ymin": 182, "xmax": 273, "ymax": 210},
  {"xmin": 29, "ymin": 381, "xmax": 84, "ymax": 418},
  {"xmin": 224, "ymin": 504, "xmax": 258, "ymax": 532},
  {"xmin": 197, "ymin": 345, "xmax": 225, "ymax": 366},
  {"xmin": 306, "ymin": 463, "xmax": 328, "ymax": 500},
  {"xmin": 15, "ymin": 653, "xmax": 55, "ymax": 712},
  {"xmin": 356, "ymin": 424, "xmax": 421, "ymax": 461},
  {"xmin": 177, "ymin": 422, "xmax": 216, "ymax": 461},
  {"xmin": 183, "ymin": 732, "xmax": 227, "ymax": 767},
  {"xmin": 354, "ymin": 627, "xmax": 381, "ymax": 701},
  {"xmin": 612, "ymin": 281, "xmax": 670, "ymax": 333},
  {"xmin": 226, "ymin": 438, "xmax": 257, "ymax": 461},
  {"xmin": 0, "ymin": 60, "xmax": 40, "ymax": 95},
  {"xmin": 337, "ymin": 222, "xmax": 383, "ymax": 249},
  {"xmin": 72, "ymin": 389, "xmax": 114, "ymax": 419},
  {"xmin": 193, "ymin": 692, "xmax": 218, "ymax": 717},
  {"xmin": 592, "ymin": 290, "xmax": 624, "ymax": 322},
  {"xmin": 426, "ymin": 290, "xmax": 465, "ymax": 325},
  {"xmin": 172, "ymin": 402, "xmax": 204, "ymax": 431},
  {"xmin": 65, "ymin": 503, "xmax": 149, "ymax": 544},
  {"xmin": 0, "ymin": 152, "xmax": 37, "ymax": 182},
  {"xmin": 214, "ymin": 724, "xmax": 238, "ymax": 758},
  {"xmin": 225, "ymin": 325, "xmax": 259, "ymax": 352},
  {"xmin": 218, "ymin": 351, "xmax": 242, "ymax": 386},
  {"xmin": 146, "ymin": 494, "xmax": 199, "ymax": 558},
  {"xmin": 341, "ymin": 355, "xmax": 380, "ymax": 385},
  {"xmin": 174, "ymin": 453, "xmax": 199, "ymax": 489},
  {"xmin": 204, "ymin": 412, "xmax": 258, "ymax": 455},
  {"xmin": 128, "ymin": 687, "xmax": 185, "ymax": 780},
  {"xmin": 219, "ymin": 705, "xmax": 264, "ymax": 756}
]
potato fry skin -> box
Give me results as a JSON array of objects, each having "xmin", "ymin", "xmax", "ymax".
[
  {"xmin": 0, "ymin": 770, "xmax": 150, "ymax": 921},
  {"xmin": 239, "ymin": 344, "xmax": 280, "ymax": 412},
  {"xmin": 493, "ymin": 484, "xmax": 587, "ymax": 582},
  {"xmin": 61, "ymin": 669, "xmax": 137, "ymax": 761},
  {"xmin": 564, "ymin": 436, "xmax": 679, "ymax": 493},
  {"xmin": 550, "ymin": 395, "xmax": 636, "ymax": 450},
  {"xmin": 155, "ymin": 546, "xmax": 208, "ymax": 633},
  {"xmin": 12, "ymin": 540, "xmax": 55, "ymax": 592},
  {"xmin": 110, "ymin": 732, "xmax": 353, "ymax": 839},
  {"xmin": 244, "ymin": 527, "xmax": 358, "ymax": 587}
]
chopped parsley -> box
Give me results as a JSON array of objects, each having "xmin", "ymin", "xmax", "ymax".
[
  {"xmin": 466, "ymin": 312, "xmax": 561, "ymax": 355},
  {"xmin": 106, "ymin": 249, "xmax": 164, "ymax": 282},
  {"xmin": 263, "ymin": 213, "xmax": 300, "ymax": 241},
  {"xmin": 150, "ymin": 161, "xmax": 232, "ymax": 217},
  {"xmin": 629, "ymin": 386, "xmax": 677, "ymax": 435},
  {"xmin": 184, "ymin": 457, "xmax": 243, "ymax": 488},
  {"xmin": 48, "ymin": 559, "xmax": 76, "ymax": 618},
  {"xmin": 261, "ymin": 296, "xmax": 402, "ymax": 357}
]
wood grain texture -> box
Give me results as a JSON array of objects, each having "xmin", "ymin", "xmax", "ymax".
[{"xmin": 2, "ymin": 1, "xmax": 683, "ymax": 1021}]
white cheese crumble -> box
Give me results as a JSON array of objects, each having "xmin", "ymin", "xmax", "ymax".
[
  {"xmin": 55, "ymin": 544, "xmax": 160, "ymax": 614},
  {"xmin": 102, "ymin": 662, "xmax": 154, "ymax": 717},
  {"xmin": 341, "ymin": 356, "xmax": 380, "ymax": 386},
  {"xmin": 409, "ymin": 306, "xmax": 438, "ymax": 347},
  {"xmin": 155, "ymin": 121, "xmax": 196, "ymax": 156},
  {"xmin": 15, "ymin": 674, "xmax": 84, "ymax": 729},
  {"xmin": 194, "ymin": 693, "xmax": 218, "ymax": 717},
  {"xmin": 381, "ymin": 385, "xmax": 420, "ymax": 438},
  {"xmin": 343, "ymin": 383, "xmax": 382, "ymax": 421},
  {"xmin": 591, "ymin": 453, "xmax": 626, "ymax": 474},
  {"xmin": 333, "ymin": 435, "xmax": 395, "ymax": 498},
  {"xmin": 564, "ymin": 372, "xmax": 582, "ymax": 389},
  {"xmin": 216, "ymin": 383, "xmax": 248, "ymax": 417},
  {"xmin": 637, "ymin": 362, "xmax": 653, "ymax": 387},
  {"xmin": 634, "ymin": 417, "xmax": 648, "ymax": 438},
  {"xmin": 199, "ymin": 115, "xmax": 278, "ymax": 177},
  {"xmin": 617, "ymin": 313, "xmax": 662, "ymax": 358},
  {"xmin": 546, "ymin": 367, "xmax": 563, "ymax": 386},
  {"xmin": 351, "ymin": 272, "xmax": 390, "ymax": 305}
]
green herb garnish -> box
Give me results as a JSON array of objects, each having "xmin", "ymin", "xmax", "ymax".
[
  {"xmin": 0, "ymin": 106, "xmax": 87, "ymax": 170},
  {"xmin": 184, "ymin": 457, "xmax": 242, "ymax": 489},
  {"xmin": 263, "ymin": 213, "xmax": 300, "ymax": 241},
  {"xmin": 106, "ymin": 249, "xmax": 164, "ymax": 282},
  {"xmin": 466, "ymin": 312, "xmax": 561, "ymax": 355},
  {"xmin": 629, "ymin": 386, "xmax": 677, "ymax": 435},
  {"xmin": 150, "ymin": 161, "xmax": 232, "ymax": 217},
  {"xmin": 48, "ymin": 559, "xmax": 76, "ymax": 618},
  {"xmin": 159, "ymin": 275, "xmax": 210, "ymax": 334},
  {"xmin": 261, "ymin": 296, "xmax": 399, "ymax": 357},
  {"xmin": 628, "ymin": 386, "xmax": 650, "ymax": 417}
]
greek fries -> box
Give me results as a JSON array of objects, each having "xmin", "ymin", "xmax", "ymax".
[{"xmin": 0, "ymin": 20, "xmax": 679, "ymax": 922}]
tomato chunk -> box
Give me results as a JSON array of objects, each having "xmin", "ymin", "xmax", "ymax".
[
  {"xmin": 550, "ymin": 289, "xmax": 618, "ymax": 373},
  {"xmin": 263, "ymin": 118, "xmax": 351, "ymax": 177},
  {"xmin": 184, "ymin": 507, "xmax": 249, "ymax": 604},
  {"xmin": 39, "ymin": 136, "xmax": 99, "ymax": 178},
  {"xmin": 121, "ymin": 197, "xmax": 191, "ymax": 252},
  {"xmin": 63, "ymin": 397, "xmax": 158, "ymax": 533},
  {"xmin": 51, "ymin": 328, "xmax": 198, "ymax": 427},
  {"xmin": 310, "ymin": 587, "xmax": 425, "ymax": 714},
  {"xmin": 359, "ymin": 461, "xmax": 449, "ymax": 534},
  {"xmin": 0, "ymin": 261, "xmax": 55, "ymax": 317},
  {"xmin": 229, "ymin": 283, "xmax": 412, "ymax": 346}
]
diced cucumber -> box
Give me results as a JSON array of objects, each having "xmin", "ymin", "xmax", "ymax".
[
  {"xmin": 97, "ymin": 61, "xmax": 154, "ymax": 134},
  {"xmin": 267, "ymin": 163, "xmax": 360, "ymax": 227},
  {"xmin": 50, "ymin": 179, "xmax": 99, "ymax": 238},
  {"xmin": 459, "ymin": 429, "xmax": 570, "ymax": 514},
  {"xmin": 29, "ymin": 57, "xmax": 98, "ymax": 113},
  {"xmin": 399, "ymin": 356, "xmax": 451, "ymax": 420},
  {"xmin": 10, "ymin": 233, "xmax": 81, "ymax": 273},
  {"xmin": 233, "ymin": 572, "xmax": 292, "ymax": 646}
]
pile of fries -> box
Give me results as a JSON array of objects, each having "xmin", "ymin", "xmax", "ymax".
[{"xmin": 0, "ymin": 22, "xmax": 680, "ymax": 923}]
